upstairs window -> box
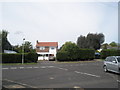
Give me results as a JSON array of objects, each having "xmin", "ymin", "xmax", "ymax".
[
  {"xmin": 36, "ymin": 46, "xmax": 39, "ymax": 48},
  {"xmin": 40, "ymin": 47, "xmax": 45, "ymax": 50},
  {"xmin": 51, "ymin": 47, "xmax": 55, "ymax": 50}
]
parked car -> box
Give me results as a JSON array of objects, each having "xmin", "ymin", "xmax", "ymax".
[
  {"xmin": 49, "ymin": 56, "xmax": 55, "ymax": 61},
  {"xmin": 95, "ymin": 52, "xmax": 100, "ymax": 59},
  {"xmin": 103, "ymin": 56, "xmax": 120, "ymax": 74}
]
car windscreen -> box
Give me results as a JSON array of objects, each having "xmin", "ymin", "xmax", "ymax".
[{"xmin": 117, "ymin": 57, "xmax": 120, "ymax": 62}]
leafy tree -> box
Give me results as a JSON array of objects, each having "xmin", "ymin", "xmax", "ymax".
[
  {"xmin": 77, "ymin": 33, "xmax": 105, "ymax": 50},
  {"xmin": 102, "ymin": 43, "xmax": 109, "ymax": 49},
  {"xmin": 13, "ymin": 41, "xmax": 35, "ymax": 53},
  {"xmin": 0, "ymin": 30, "xmax": 12, "ymax": 52},
  {"xmin": 60, "ymin": 41, "xmax": 79, "ymax": 60},
  {"xmin": 77, "ymin": 35, "xmax": 87, "ymax": 48},
  {"xmin": 109, "ymin": 42, "xmax": 117, "ymax": 47}
]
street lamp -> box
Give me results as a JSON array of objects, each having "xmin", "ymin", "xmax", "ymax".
[{"xmin": 22, "ymin": 38, "xmax": 25, "ymax": 64}]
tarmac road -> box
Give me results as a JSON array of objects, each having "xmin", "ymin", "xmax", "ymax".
[{"xmin": 2, "ymin": 60, "xmax": 120, "ymax": 89}]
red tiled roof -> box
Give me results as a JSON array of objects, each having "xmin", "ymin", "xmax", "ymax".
[{"xmin": 36, "ymin": 42, "xmax": 58, "ymax": 47}]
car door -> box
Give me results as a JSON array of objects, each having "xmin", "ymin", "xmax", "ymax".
[
  {"xmin": 106, "ymin": 57, "xmax": 113, "ymax": 70},
  {"xmin": 110, "ymin": 57, "xmax": 119, "ymax": 72}
]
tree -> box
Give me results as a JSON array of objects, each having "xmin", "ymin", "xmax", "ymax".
[
  {"xmin": 109, "ymin": 42, "xmax": 117, "ymax": 47},
  {"xmin": 60, "ymin": 41, "xmax": 79, "ymax": 60},
  {"xmin": 0, "ymin": 30, "xmax": 12, "ymax": 52},
  {"xmin": 13, "ymin": 41, "xmax": 35, "ymax": 53},
  {"xmin": 102, "ymin": 43, "xmax": 109, "ymax": 49},
  {"xmin": 77, "ymin": 35, "xmax": 87, "ymax": 48},
  {"xmin": 77, "ymin": 33, "xmax": 105, "ymax": 50}
]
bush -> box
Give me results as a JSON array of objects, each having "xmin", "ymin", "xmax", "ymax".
[
  {"xmin": 78, "ymin": 49, "xmax": 95, "ymax": 60},
  {"xmin": 56, "ymin": 49, "xmax": 95, "ymax": 61},
  {"xmin": 2, "ymin": 53, "xmax": 21, "ymax": 63},
  {"xmin": 25, "ymin": 53, "xmax": 38, "ymax": 63},
  {"xmin": 56, "ymin": 51, "xmax": 69, "ymax": 61},
  {"xmin": 101, "ymin": 49, "xmax": 120, "ymax": 59},
  {"xmin": 2, "ymin": 53, "xmax": 38, "ymax": 63}
]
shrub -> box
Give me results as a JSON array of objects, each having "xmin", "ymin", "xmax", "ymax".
[
  {"xmin": 56, "ymin": 49, "xmax": 95, "ymax": 61},
  {"xmin": 101, "ymin": 49, "xmax": 120, "ymax": 59},
  {"xmin": 2, "ymin": 52, "xmax": 38, "ymax": 63},
  {"xmin": 2, "ymin": 53, "xmax": 22, "ymax": 63},
  {"xmin": 56, "ymin": 51, "xmax": 69, "ymax": 61},
  {"xmin": 25, "ymin": 53, "xmax": 38, "ymax": 63},
  {"xmin": 78, "ymin": 49, "xmax": 95, "ymax": 60}
]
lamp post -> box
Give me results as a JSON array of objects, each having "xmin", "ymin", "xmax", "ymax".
[{"xmin": 22, "ymin": 38, "xmax": 25, "ymax": 64}]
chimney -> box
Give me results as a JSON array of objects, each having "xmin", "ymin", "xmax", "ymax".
[{"xmin": 36, "ymin": 40, "xmax": 39, "ymax": 44}]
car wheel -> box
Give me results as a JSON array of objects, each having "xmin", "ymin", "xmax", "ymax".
[{"xmin": 103, "ymin": 65, "xmax": 108, "ymax": 72}]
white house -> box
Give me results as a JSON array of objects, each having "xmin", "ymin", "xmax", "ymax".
[{"xmin": 36, "ymin": 41, "xmax": 58, "ymax": 60}]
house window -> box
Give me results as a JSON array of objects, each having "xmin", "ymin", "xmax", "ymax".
[
  {"xmin": 51, "ymin": 47, "xmax": 55, "ymax": 50},
  {"xmin": 40, "ymin": 47, "xmax": 45, "ymax": 50},
  {"xmin": 45, "ymin": 46, "xmax": 49, "ymax": 48},
  {"xmin": 36, "ymin": 46, "xmax": 39, "ymax": 48}
]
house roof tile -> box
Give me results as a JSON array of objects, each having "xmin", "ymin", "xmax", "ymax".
[{"xmin": 36, "ymin": 42, "xmax": 58, "ymax": 47}]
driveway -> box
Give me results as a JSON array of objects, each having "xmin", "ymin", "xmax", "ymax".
[{"xmin": 2, "ymin": 60, "xmax": 120, "ymax": 89}]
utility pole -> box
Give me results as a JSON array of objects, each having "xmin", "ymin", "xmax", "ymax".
[{"xmin": 22, "ymin": 38, "xmax": 25, "ymax": 64}]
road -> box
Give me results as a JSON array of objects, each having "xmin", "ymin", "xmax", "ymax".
[{"xmin": 2, "ymin": 60, "xmax": 120, "ymax": 89}]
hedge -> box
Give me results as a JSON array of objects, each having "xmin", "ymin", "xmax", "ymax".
[
  {"xmin": 101, "ymin": 49, "xmax": 120, "ymax": 59},
  {"xmin": 56, "ymin": 49, "xmax": 95, "ymax": 61},
  {"xmin": 56, "ymin": 51, "xmax": 69, "ymax": 61},
  {"xmin": 78, "ymin": 49, "xmax": 95, "ymax": 60},
  {"xmin": 2, "ymin": 53, "xmax": 38, "ymax": 63}
]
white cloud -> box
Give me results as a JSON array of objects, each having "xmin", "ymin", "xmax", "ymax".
[{"xmin": 2, "ymin": 2, "xmax": 118, "ymax": 48}]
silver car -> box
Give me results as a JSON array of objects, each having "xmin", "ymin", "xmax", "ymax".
[{"xmin": 103, "ymin": 56, "xmax": 120, "ymax": 73}]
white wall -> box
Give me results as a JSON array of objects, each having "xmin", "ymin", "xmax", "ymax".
[
  {"xmin": 38, "ymin": 56, "xmax": 49, "ymax": 60},
  {"xmin": 49, "ymin": 46, "xmax": 57, "ymax": 57},
  {"xmin": 37, "ymin": 46, "xmax": 57, "ymax": 60}
]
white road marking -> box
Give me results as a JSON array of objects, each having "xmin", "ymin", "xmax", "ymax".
[
  {"xmin": 74, "ymin": 71, "xmax": 100, "ymax": 78},
  {"xmin": 83, "ymin": 73, "xmax": 100, "ymax": 78},
  {"xmin": 58, "ymin": 67, "xmax": 68, "ymax": 71},
  {"xmin": 4, "ymin": 84, "xmax": 26, "ymax": 88},
  {"xmin": 40, "ymin": 66, "xmax": 46, "ymax": 68},
  {"xmin": 75, "ymin": 71, "xmax": 81, "ymax": 73},
  {"xmin": 64, "ymin": 69, "xmax": 68, "ymax": 71},
  {"xmin": 73, "ymin": 86, "xmax": 81, "ymax": 88},
  {"xmin": 33, "ymin": 67, "xmax": 39, "ymax": 68},
  {"xmin": 10, "ymin": 67, "xmax": 17, "ymax": 69},
  {"xmin": 19, "ymin": 67, "xmax": 24, "ymax": 69},
  {"xmin": 3, "ymin": 79, "xmax": 37, "ymax": 88},
  {"xmin": 2, "ymin": 68, "xmax": 9, "ymax": 70},
  {"xmin": 26, "ymin": 67, "xmax": 33, "ymax": 69},
  {"xmin": 117, "ymin": 80, "xmax": 120, "ymax": 83},
  {"xmin": 58, "ymin": 68, "xmax": 64, "ymax": 69},
  {"xmin": 49, "ymin": 77, "xmax": 54, "ymax": 79}
]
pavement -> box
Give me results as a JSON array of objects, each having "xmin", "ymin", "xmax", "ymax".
[{"xmin": 2, "ymin": 60, "xmax": 120, "ymax": 89}]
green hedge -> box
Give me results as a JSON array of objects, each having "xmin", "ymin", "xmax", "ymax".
[
  {"xmin": 78, "ymin": 49, "xmax": 95, "ymax": 60},
  {"xmin": 56, "ymin": 51, "xmax": 69, "ymax": 61},
  {"xmin": 56, "ymin": 49, "xmax": 95, "ymax": 61},
  {"xmin": 101, "ymin": 49, "xmax": 120, "ymax": 59},
  {"xmin": 2, "ymin": 53, "xmax": 38, "ymax": 63}
]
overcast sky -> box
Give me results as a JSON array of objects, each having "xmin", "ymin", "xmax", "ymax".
[{"xmin": 1, "ymin": 1, "xmax": 118, "ymax": 48}]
